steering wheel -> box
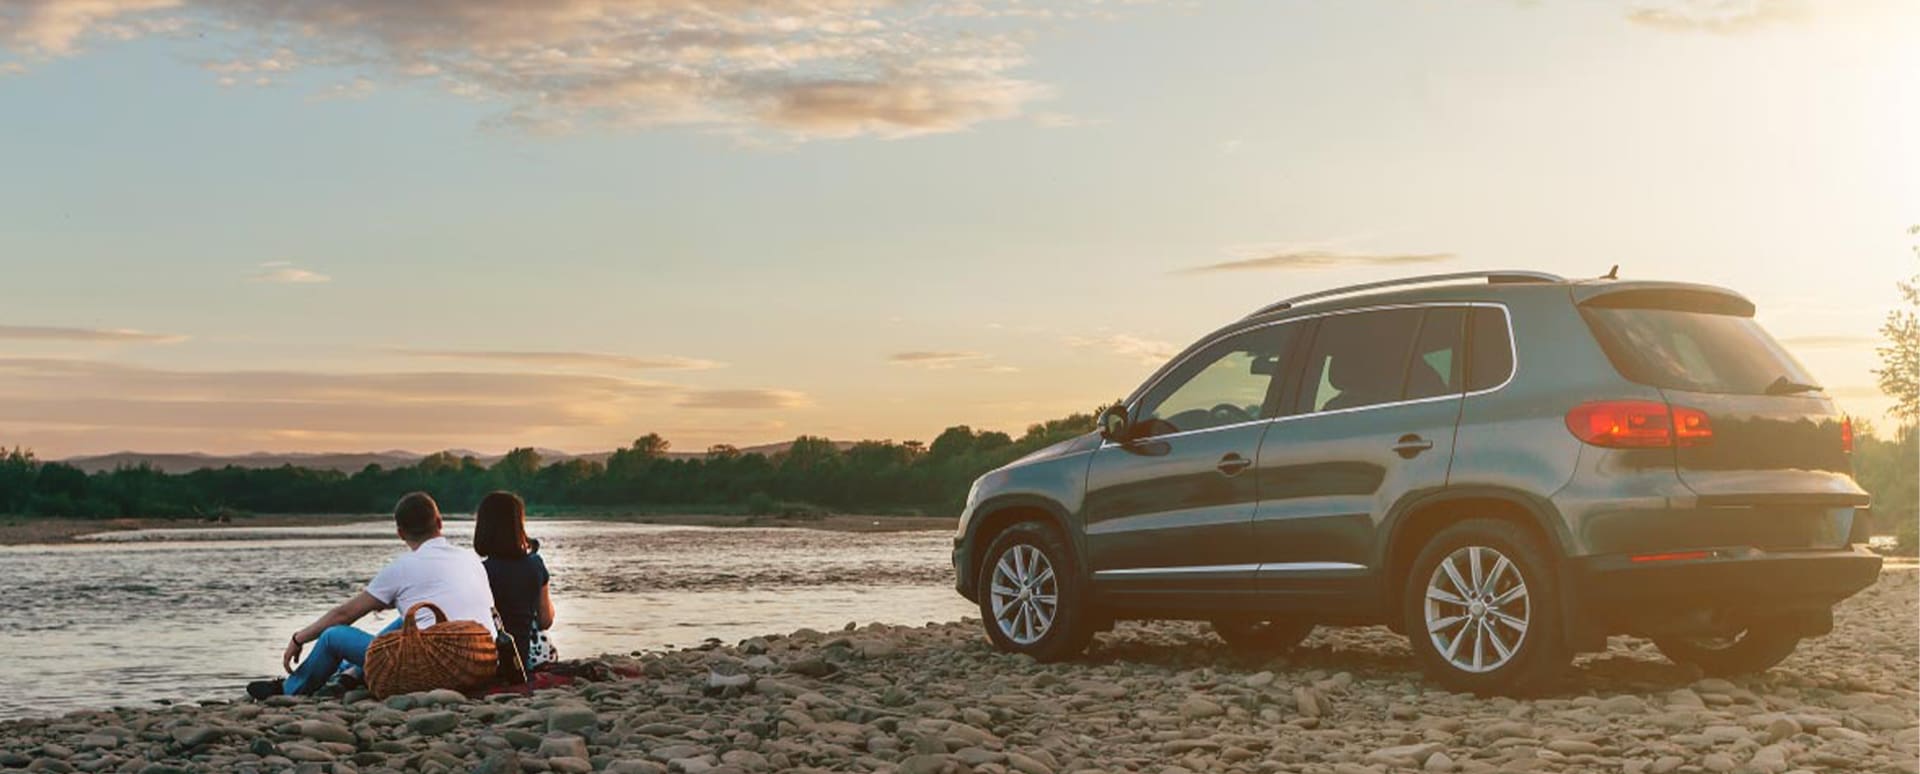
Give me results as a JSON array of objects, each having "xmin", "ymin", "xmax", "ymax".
[{"xmin": 1208, "ymin": 403, "xmax": 1253, "ymax": 425}]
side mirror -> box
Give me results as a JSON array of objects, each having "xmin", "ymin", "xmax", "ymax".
[{"xmin": 1098, "ymin": 404, "xmax": 1131, "ymax": 442}]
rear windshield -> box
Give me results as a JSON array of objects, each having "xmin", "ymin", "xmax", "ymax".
[{"xmin": 1581, "ymin": 306, "xmax": 1817, "ymax": 395}]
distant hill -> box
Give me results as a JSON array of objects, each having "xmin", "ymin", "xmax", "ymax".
[{"xmin": 60, "ymin": 440, "xmax": 851, "ymax": 474}]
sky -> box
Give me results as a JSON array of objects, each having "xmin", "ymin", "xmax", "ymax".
[{"xmin": 0, "ymin": 0, "xmax": 1915, "ymax": 458}]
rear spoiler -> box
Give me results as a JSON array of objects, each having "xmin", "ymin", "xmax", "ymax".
[{"xmin": 1572, "ymin": 281, "xmax": 1755, "ymax": 317}]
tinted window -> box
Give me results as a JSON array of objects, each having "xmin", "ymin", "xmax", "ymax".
[
  {"xmin": 1581, "ymin": 306, "xmax": 1815, "ymax": 395},
  {"xmin": 1466, "ymin": 307, "xmax": 1514, "ymax": 392},
  {"xmin": 1297, "ymin": 308, "xmax": 1423, "ymax": 413},
  {"xmin": 1405, "ymin": 308, "xmax": 1466, "ymax": 401},
  {"xmin": 1136, "ymin": 325, "xmax": 1299, "ymax": 437}
]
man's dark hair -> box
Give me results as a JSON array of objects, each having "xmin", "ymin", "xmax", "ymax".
[{"xmin": 393, "ymin": 492, "xmax": 442, "ymax": 541}]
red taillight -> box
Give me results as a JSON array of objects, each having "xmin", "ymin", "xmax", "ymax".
[
  {"xmin": 1841, "ymin": 415, "xmax": 1854, "ymax": 455},
  {"xmin": 1565, "ymin": 400, "xmax": 1713, "ymax": 448}
]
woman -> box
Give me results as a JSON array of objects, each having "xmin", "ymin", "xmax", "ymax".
[{"xmin": 472, "ymin": 491, "xmax": 556, "ymax": 670}]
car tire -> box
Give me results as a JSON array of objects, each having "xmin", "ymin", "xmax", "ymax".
[
  {"xmin": 976, "ymin": 521, "xmax": 1093, "ymax": 662},
  {"xmin": 1403, "ymin": 518, "xmax": 1568, "ymax": 695},
  {"xmin": 1210, "ymin": 618, "xmax": 1314, "ymax": 655},
  {"xmin": 1653, "ymin": 625, "xmax": 1801, "ymax": 676}
]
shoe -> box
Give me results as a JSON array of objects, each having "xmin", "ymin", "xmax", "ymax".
[
  {"xmin": 246, "ymin": 679, "xmax": 284, "ymax": 700},
  {"xmin": 318, "ymin": 671, "xmax": 364, "ymax": 697}
]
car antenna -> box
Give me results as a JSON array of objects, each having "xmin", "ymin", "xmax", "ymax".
[{"xmin": 1602, "ymin": 264, "xmax": 1619, "ymax": 280}]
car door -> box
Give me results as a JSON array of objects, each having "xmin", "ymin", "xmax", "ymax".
[
  {"xmin": 1084, "ymin": 323, "xmax": 1303, "ymax": 600},
  {"xmin": 1249, "ymin": 305, "xmax": 1468, "ymax": 602}
]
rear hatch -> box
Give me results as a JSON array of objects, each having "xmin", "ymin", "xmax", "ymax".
[{"xmin": 1577, "ymin": 284, "xmax": 1864, "ymax": 546}]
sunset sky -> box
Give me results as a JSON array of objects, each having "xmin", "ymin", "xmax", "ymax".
[{"xmin": 1, "ymin": 0, "xmax": 1915, "ymax": 458}]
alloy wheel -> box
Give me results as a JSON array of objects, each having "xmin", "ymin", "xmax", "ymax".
[
  {"xmin": 989, "ymin": 544, "xmax": 1058, "ymax": 645},
  {"xmin": 1424, "ymin": 545, "xmax": 1530, "ymax": 673}
]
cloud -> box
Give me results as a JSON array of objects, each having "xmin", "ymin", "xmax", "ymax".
[
  {"xmin": 394, "ymin": 349, "xmax": 724, "ymax": 371},
  {"xmin": 886, "ymin": 350, "xmax": 1020, "ymax": 372},
  {"xmin": 0, "ymin": 357, "xmax": 811, "ymax": 451},
  {"xmin": 1066, "ymin": 334, "xmax": 1179, "ymax": 365},
  {"xmin": 1180, "ymin": 249, "xmax": 1455, "ymax": 274},
  {"xmin": 0, "ymin": 324, "xmax": 184, "ymax": 343},
  {"xmin": 888, "ymin": 350, "xmax": 983, "ymax": 366},
  {"xmin": 1778, "ymin": 335, "xmax": 1876, "ymax": 350},
  {"xmin": 313, "ymin": 75, "xmax": 375, "ymax": 101},
  {"xmin": 1624, "ymin": 0, "xmax": 1809, "ymax": 33},
  {"xmin": 1828, "ymin": 385, "xmax": 1886, "ymax": 401},
  {"xmin": 247, "ymin": 261, "xmax": 329, "ymax": 284},
  {"xmin": 676, "ymin": 388, "xmax": 810, "ymax": 410},
  {"xmin": 0, "ymin": 0, "xmax": 179, "ymax": 55},
  {"xmin": 0, "ymin": 357, "xmax": 675, "ymax": 404},
  {"xmin": 0, "ymin": 0, "xmax": 1149, "ymax": 140}
]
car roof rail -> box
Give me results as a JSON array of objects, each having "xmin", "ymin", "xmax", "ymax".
[{"xmin": 1245, "ymin": 270, "xmax": 1566, "ymax": 317}]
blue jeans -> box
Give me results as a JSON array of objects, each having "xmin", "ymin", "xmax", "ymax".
[{"xmin": 284, "ymin": 617, "xmax": 402, "ymax": 695}]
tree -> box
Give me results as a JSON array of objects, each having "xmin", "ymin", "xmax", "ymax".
[
  {"xmin": 1875, "ymin": 226, "xmax": 1920, "ymax": 424},
  {"xmin": 629, "ymin": 434, "xmax": 671, "ymax": 459},
  {"xmin": 492, "ymin": 447, "xmax": 544, "ymax": 485}
]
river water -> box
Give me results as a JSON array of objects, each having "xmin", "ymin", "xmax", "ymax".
[{"xmin": 0, "ymin": 520, "xmax": 974, "ymax": 720}]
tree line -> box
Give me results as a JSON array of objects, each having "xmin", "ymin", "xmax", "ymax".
[
  {"xmin": 0, "ymin": 412, "xmax": 1101, "ymax": 520},
  {"xmin": 0, "ymin": 410, "xmax": 1911, "ymax": 552}
]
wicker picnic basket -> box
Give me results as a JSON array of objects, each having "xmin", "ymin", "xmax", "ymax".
[{"xmin": 365, "ymin": 602, "xmax": 497, "ymax": 699}]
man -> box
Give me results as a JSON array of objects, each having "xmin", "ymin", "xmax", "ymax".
[{"xmin": 248, "ymin": 492, "xmax": 496, "ymax": 698}]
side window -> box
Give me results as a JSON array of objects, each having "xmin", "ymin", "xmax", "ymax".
[
  {"xmin": 1296, "ymin": 308, "xmax": 1423, "ymax": 414},
  {"xmin": 1135, "ymin": 325, "xmax": 1299, "ymax": 437},
  {"xmin": 1405, "ymin": 307, "xmax": 1467, "ymax": 401},
  {"xmin": 1466, "ymin": 307, "xmax": 1515, "ymax": 392}
]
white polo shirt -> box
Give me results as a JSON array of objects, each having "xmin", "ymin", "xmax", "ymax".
[{"xmin": 365, "ymin": 536, "xmax": 497, "ymax": 635}]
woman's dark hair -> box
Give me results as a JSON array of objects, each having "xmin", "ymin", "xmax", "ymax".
[{"xmin": 472, "ymin": 491, "xmax": 530, "ymax": 560}]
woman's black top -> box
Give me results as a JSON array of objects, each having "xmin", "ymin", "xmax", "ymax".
[{"xmin": 483, "ymin": 551, "xmax": 549, "ymax": 665}]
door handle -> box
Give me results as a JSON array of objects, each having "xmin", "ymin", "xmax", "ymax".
[
  {"xmin": 1392, "ymin": 434, "xmax": 1435, "ymax": 459},
  {"xmin": 1216, "ymin": 453, "xmax": 1253, "ymax": 476}
]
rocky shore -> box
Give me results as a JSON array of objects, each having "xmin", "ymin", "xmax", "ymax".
[{"xmin": 3, "ymin": 571, "xmax": 1913, "ymax": 774}]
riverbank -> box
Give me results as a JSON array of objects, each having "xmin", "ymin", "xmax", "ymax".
[
  {"xmin": 0, "ymin": 511, "xmax": 957, "ymax": 546},
  {"xmin": 2, "ymin": 571, "xmax": 1911, "ymax": 773}
]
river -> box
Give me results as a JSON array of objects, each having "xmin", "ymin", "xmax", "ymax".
[{"xmin": 0, "ymin": 519, "xmax": 974, "ymax": 720}]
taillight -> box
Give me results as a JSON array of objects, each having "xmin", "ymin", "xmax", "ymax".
[
  {"xmin": 1565, "ymin": 400, "xmax": 1713, "ymax": 448},
  {"xmin": 1841, "ymin": 415, "xmax": 1854, "ymax": 454}
]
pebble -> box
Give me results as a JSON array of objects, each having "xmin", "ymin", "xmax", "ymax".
[
  {"xmin": 406, "ymin": 711, "xmax": 459, "ymax": 736},
  {"xmin": 0, "ymin": 572, "xmax": 1912, "ymax": 774}
]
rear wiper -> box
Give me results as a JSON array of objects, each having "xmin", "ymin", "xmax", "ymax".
[{"xmin": 1764, "ymin": 375, "xmax": 1824, "ymax": 395}]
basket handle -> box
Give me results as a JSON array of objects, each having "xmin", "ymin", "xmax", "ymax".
[{"xmin": 401, "ymin": 601, "xmax": 450, "ymax": 633}]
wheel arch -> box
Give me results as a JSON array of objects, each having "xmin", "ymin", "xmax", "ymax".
[
  {"xmin": 962, "ymin": 495, "xmax": 1078, "ymax": 596},
  {"xmin": 1377, "ymin": 487, "xmax": 1573, "ymax": 627}
]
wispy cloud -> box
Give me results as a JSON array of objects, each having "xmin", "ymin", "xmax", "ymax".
[
  {"xmin": 1179, "ymin": 249, "xmax": 1455, "ymax": 274},
  {"xmin": 1624, "ymin": 0, "xmax": 1809, "ymax": 33},
  {"xmin": 247, "ymin": 261, "xmax": 329, "ymax": 284},
  {"xmin": 394, "ymin": 350, "xmax": 724, "ymax": 371},
  {"xmin": 1829, "ymin": 385, "xmax": 1886, "ymax": 401},
  {"xmin": 0, "ymin": 324, "xmax": 184, "ymax": 343},
  {"xmin": 888, "ymin": 351, "xmax": 983, "ymax": 367},
  {"xmin": 676, "ymin": 389, "xmax": 810, "ymax": 410},
  {"xmin": 1066, "ymin": 334, "xmax": 1179, "ymax": 365},
  {"xmin": 0, "ymin": 357, "xmax": 806, "ymax": 443},
  {"xmin": 1778, "ymin": 335, "xmax": 1876, "ymax": 350},
  {"xmin": 0, "ymin": 0, "xmax": 1156, "ymax": 141},
  {"xmin": 887, "ymin": 350, "xmax": 1019, "ymax": 373},
  {"xmin": 312, "ymin": 76, "xmax": 374, "ymax": 101}
]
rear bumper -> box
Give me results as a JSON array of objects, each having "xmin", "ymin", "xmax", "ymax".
[{"xmin": 1569, "ymin": 545, "xmax": 1881, "ymax": 633}]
